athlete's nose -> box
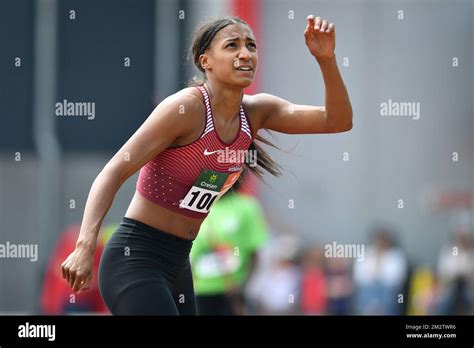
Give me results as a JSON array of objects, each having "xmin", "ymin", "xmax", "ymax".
[{"xmin": 238, "ymin": 45, "xmax": 253, "ymax": 60}]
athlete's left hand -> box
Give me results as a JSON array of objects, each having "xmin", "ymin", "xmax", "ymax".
[{"xmin": 304, "ymin": 15, "xmax": 336, "ymax": 60}]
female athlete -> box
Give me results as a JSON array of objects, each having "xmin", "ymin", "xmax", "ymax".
[{"xmin": 61, "ymin": 15, "xmax": 352, "ymax": 315}]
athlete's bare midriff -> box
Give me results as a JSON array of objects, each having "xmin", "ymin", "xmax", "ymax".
[{"xmin": 125, "ymin": 190, "xmax": 204, "ymax": 240}]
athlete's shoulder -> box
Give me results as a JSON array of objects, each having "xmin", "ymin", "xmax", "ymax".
[
  {"xmin": 166, "ymin": 86, "xmax": 204, "ymax": 111},
  {"xmin": 243, "ymin": 92, "xmax": 283, "ymax": 109},
  {"xmin": 154, "ymin": 87, "xmax": 205, "ymax": 126},
  {"xmin": 242, "ymin": 93, "xmax": 277, "ymax": 132},
  {"xmin": 242, "ymin": 93, "xmax": 260, "ymax": 107}
]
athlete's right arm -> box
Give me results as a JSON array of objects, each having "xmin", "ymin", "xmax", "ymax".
[{"xmin": 61, "ymin": 90, "xmax": 201, "ymax": 292}]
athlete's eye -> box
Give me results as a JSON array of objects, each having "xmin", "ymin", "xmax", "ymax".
[{"xmin": 226, "ymin": 42, "xmax": 257, "ymax": 49}]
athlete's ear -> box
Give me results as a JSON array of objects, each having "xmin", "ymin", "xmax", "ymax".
[{"xmin": 199, "ymin": 54, "xmax": 211, "ymax": 71}]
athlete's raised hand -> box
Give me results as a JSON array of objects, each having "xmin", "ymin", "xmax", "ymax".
[{"xmin": 304, "ymin": 15, "xmax": 336, "ymax": 60}]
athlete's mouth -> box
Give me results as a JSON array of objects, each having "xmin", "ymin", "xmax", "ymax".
[{"xmin": 236, "ymin": 66, "xmax": 253, "ymax": 71}]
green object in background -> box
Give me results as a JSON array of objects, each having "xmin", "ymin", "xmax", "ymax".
[
  {"xmin": 190, "ymin": 193, "xmax": 269, "ymax": 295},
  {"xmin": 99, "ymin": 224, "xmax": 119, "ymax": 246}
]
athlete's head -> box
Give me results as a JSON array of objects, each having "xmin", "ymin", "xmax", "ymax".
[{"xmin": 191, "ymin": 16, "xmax": 257, "ymax": 88}]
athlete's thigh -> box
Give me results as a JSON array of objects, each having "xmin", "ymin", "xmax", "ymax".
[
  {"xmin": 172, "ymin": 261, "xmax": 197, "ymax": 316},
  {"xmin": 112, "ymin": 280, "xmax": 179, "ymax": 315}
]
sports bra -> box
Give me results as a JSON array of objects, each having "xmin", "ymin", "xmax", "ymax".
[{"xmin": 136, "ymin": 85, "xmax": 253, "ymax": 218}]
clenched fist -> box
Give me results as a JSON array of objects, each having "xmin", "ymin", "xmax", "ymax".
[{"xmin": 61, "ymin": 246, "xmax": 94, "ymax": 293}]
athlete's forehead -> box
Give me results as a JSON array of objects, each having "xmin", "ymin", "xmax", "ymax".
[{"xmin": 214, "ymin": 24, "xmax": 255, "ymax": 43}]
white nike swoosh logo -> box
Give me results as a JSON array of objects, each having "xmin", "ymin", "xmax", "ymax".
[{"xmin": 204, "ymin": 149, "xmax": 220, "ymax": 156}]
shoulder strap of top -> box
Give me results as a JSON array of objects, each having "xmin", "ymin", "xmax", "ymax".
[
  {"xmin": 239, "ymin": 105, "xmax": 252, "ymax": 140},
  {"xmin": 196, "ymin": 85, "xmax": 214, "ymax": 138}
]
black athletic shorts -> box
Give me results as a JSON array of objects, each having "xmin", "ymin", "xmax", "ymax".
[{"xmin": 98, "ymin": 217, "xmax": 196, "ymax": 315}]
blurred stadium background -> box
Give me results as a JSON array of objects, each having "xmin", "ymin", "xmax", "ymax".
[{"xmin": 0, "ymin": 0, "xmax": 472, "ymax": 315}]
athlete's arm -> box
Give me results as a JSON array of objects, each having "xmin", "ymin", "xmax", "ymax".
[
  {"xmin": 251, "ymin": 15, "xmax": 352, "ymax": 135},
  {"xmin": 250, "ymin": 93, "xmax": 340, "ymax": 134},
  {"xmin": 76, "ymin": 91, "xmax": 198, "ymax": 249},
  {"xmin": 61, "ymin": 90, "xmax": 201, "ymax": 292}
]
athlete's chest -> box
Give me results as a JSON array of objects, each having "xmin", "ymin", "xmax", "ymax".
[{"xmin": 212, "ymin": 114, "xmax": 241, "ymax": 144}]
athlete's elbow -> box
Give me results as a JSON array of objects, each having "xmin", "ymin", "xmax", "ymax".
[
  {"xmin": 340, "ymin": 121, "xmax": 353, "ymax": 132},
  {"xmin": 327, "ymin": 119, "xmax": 353, "ymax": 133},
  {"xmin": 98, "ymin": 164, "xmax": 127, "ymax": 190}
]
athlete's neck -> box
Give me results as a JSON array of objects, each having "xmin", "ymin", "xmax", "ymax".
[{"xmin": 204, "ymin": 80, "xmax": 243, "ymax": 123}]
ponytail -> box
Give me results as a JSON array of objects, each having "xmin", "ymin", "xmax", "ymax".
[{"xmin": 245, "ymin": 134, "xmax": 282, "ymax": 180}]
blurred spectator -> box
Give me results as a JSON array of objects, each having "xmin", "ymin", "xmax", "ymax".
[
  {"xmin": 325, "ymin": 257, "xmax": 353, "ymax": 315},
  {"xmin": 353, "ymin": 227, "xmax": 408, "ymax": 315},
  {"xmin": 190, "ymin": 177, "xmax": 269, "ymax": 315},
  {"xmin": 40, "ymin": 224, "xmax": 115, "ymax": 315},
  {"xmin": 407, "ymin": 266, "xmax": 439, "ymax": 315},
  {"xmin": 246, "ymin": 234, "xmax": 301, "ymax": 315},
  {"xmin": 299, "ymin": 246, "xmax": 327, "ymax": 315},
  {"xmin": 436, "ymin": 226, "xmax": 474, "ymax": 315}
]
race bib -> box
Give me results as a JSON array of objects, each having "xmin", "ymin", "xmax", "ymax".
[{"xmin": 179, "ymin": 169, "xmax": 241, "ymax": 213}]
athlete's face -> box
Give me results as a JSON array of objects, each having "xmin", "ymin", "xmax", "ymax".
[{"xmin": 201, "ymin": 24, "xmax": 258, "ymax": 88}]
